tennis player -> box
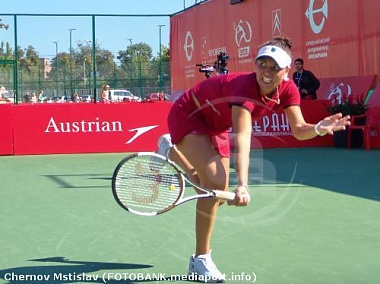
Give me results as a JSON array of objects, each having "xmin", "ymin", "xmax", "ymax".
[{"xmin": 157, "ymin": 36, "xmax": 350, "ymax": 282}]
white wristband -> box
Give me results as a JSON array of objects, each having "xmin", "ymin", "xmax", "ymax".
[{"xmin": 314, "ymin": 121, "xmax": 327, "ymax": 136}]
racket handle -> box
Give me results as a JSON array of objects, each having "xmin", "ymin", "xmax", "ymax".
[{"xmin": 212, "ymin": 190, "xmax": 236, "ymax": 201}]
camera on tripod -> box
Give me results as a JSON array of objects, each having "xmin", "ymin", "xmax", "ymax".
[
  {"xmin": 195, "ymin": 64, "xmax": 215, "ymax": 78},
  {"xmin": 196, "ymin": 52, "xmax": 230, "ymax": 79}
]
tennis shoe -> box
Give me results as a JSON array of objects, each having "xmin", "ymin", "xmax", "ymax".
[
  {"xmin": 188, "ymin": 250, "xmax": 225, "ymax": 283},
  {"xmin": 149, "ymin": 134, "xmax": 173, "ymax": 172},
  {"xmin": 156, "ymin": 133, "xmax": 172, "ymax": 158}
]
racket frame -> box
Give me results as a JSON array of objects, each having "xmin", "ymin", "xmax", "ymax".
[{"xmin": 112, "ymin": 152, "xmax": 236, "ymax": 216}]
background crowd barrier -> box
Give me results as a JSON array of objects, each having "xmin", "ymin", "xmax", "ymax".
[
  {"xmin": 0, "ymin": 100, "xmax": 347, "ymax": 156},
  {"xmin": 0, "ymin": 103, "xmax": 13, "ymax": 155},
  {"xmin": 5, "ymin": 102, "xmax": 172, "ymax": 155}
]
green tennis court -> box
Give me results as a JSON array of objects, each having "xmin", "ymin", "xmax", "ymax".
[{"xmin": 0, "ymin": 148, "xmax": 379, "ymax": 283}]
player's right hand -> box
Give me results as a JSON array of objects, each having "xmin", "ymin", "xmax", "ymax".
[{"xmin": 228, "ymin": 185, "xmax": 250, "ymax": 206}]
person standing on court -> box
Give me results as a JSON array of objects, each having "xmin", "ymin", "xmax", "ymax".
[
  {"xmin": 292, "ymin": 58, "xmax": 320, "ymax": 100},
  {"xmin": 156, "ymin": 36, "xmax": 350, "ymax": 283}
]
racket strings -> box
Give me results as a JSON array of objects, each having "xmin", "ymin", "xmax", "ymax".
[{"xmin": 114, "ymin": 155, "xmax": 182, "ymax": 214}]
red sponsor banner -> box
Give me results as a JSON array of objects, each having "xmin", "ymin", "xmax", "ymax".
[
  {"xmin": 12, "ymin": 103, "xmax": 172, "ymax": 155},
  {"xmin": 0, "ymin": 103, "xmax": 14, "ymax": 155},
  {"xmin": 4, "ymin": 101, "xmax": 379, "ymax": 156},
  {"xmin": 317, "ymin": 75, "xmax": 377, "ymax": 102},
  {"xmin": 170, "ymin": 0, "xmax": 257, "ymax": 90},
  {"xmin": 10, "ymin": 101, "xmax": 333, "ymax": 156},
  {"xmin": 170, "ymin": 0, "xmax": 380, "ymax": 92},
  {"xmin": 250, "ymin": 100, "xmax": 333, "ymax": 148}
]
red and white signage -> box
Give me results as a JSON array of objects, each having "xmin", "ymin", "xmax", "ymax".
[
  {"xmin": 250, "ymin": 100, "xmax": 333, "ymax": 148},
  {"xmin": 0, "ymin": 104, "xmax": 14, "ymax": 155},
  {"xmin": 0, "ymin": 100, "xmax": 341, "ymax": 156},
  {"xmin": 11, "ymin": 103, "xmax": 172, "ymax": 155},
  {"xmin": 318, "ymin": 75, "xmax": 377, "ymax": 102},
  {"xmin": 170, "ymin": 0, "xmax": 380, "ymax": 91}
]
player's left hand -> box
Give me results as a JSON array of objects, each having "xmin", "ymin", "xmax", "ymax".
[{"xmin": 318, "ymin": 113, "xmax": 351, "ymax": 135}]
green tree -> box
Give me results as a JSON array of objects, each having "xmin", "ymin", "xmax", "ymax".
[
  {"xmin": 49, "ymin": 52, "xmax": 70, "ymax": 82},
  {"xmin": 75, "ymin": 41, "xmax": 93, "ymax": 88},
  {"xmin": 0, "ymin": 19, "xmax": 9, "ymax": 30},
  {"xmin": 95, "ymin": 48, "xmax": 115, "ymax": 79},
  {"xmin": 148, "ymin": 45, "xmax": 171, "ymax": 89},
  {"xmin": 116, "ymin": 42, "xmax": 154, "ymax": 92},
  {"xmin": 18, "ymin": 45, "xmax": 39, "ymax": 76},
  {"xmin": 161, "ymin": 45, "xmax": 171, "ymax": 87},
  {"xmin": 25, "ymin": 45, "xmax": 39, "ymax": 65},
  {"xmin": 0, "ymin": 42, "xmax": 13, "ymax": 59}
]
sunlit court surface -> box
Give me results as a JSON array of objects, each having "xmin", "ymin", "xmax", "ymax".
[{"xmin": 0, "ymin": 148, "xmax": 379, "ymax": 284}]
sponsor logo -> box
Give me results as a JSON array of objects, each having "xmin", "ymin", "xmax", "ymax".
[
  {"xmin": 233, "ymin": 20, "xmax": 252, "ymax": 62},
  {"xmin": 183, "ymin": 31, "xmax": 194, "ymax": 62},
  {"xmin": 305, "ymin": 0, "xmax": 328, "ymax": 34},
  {"xmin": 227, "ymin": 113, "xmax": 291, "ymax": 137},
  {"xmin": 327, "ymin": 82, "xmax": 352, "ymax": 104},
  {"xmin": 44, "ymin": 117, "xmax": 159, "ymax": 145},
  {"xmin": 272, "ymin": 10, "xmax": 281, "ymax": 37},
  {"xmin": 126, "ymin": 125, "xmax": 159, "ymax": 144},
  {"xmin": 44, "ymin": 117, "xmax": 123, "ymax": 133}
]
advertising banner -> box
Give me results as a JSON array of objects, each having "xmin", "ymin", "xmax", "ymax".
[
  {"xmin": 12, "ymin": 103, "xmax": 172, "ymax": 155},
  {"xmin": 250, "ymin": 100, "xmax": 333, "ymax": 148},
  {"xmin": 0, "ymin": 104, "xmax": 14, "ymax": 155},
  {"xmin": 4, "ymin": 101, "xmax": 378, "ymax": 155},
  {"xmin": 317, "ymin": 75, "xmax": 377, "ymax": 102},
  {"xmin": 170, "ymin": 0, "xmax": 380, "ymax": 92}
]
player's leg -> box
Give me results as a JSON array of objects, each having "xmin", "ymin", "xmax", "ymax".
[
  {"xmin": 156, "ymin": 133, "xmax": 200, "ymax": 185},
  {"xmin": 175, "ymin": 133, "xmax": 229, "ymax": 282}
]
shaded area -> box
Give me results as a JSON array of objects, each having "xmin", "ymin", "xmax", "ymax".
[
  {"xmin": 41, "ymin": 148, "xmax": 380, "ymax": 201},
  {"xmin": 43, "ymin": 174, "xmax": 112, "ymax": 189},
  {"xmin": 261, "ymin": 148, "xmax": 380, "ymax": 201}
]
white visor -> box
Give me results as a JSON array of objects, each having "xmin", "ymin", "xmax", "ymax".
[{"xmin": 255, "ymin": 45, "xmax": 292, "ymax": 68}]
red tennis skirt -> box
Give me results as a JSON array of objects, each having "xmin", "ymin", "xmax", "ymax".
[{"xmin": 167, "ymin": 102, "xmax": 231, "ymax": 158}]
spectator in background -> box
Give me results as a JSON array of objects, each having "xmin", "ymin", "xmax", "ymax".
[
  {"xmin": 73, "ymin": 92, "xmax": 80, "ymax": 102},
  {"xmin": 24, "ymin": 93, "xmax": 31, "ymax": 103},
  {"xmin": 158, "ymin": 91, "xmax": 164, "ymax": 101},
  {"xmin": 31, "ymin": 93, "xmax": 37, "ymax": 103},
  {"xmin": 292, "ymin": 58, "xmax": 320, "ymax": 100},
  {"xmin": 38, "ymin": 90, "xmax": 45, "ymax": 103},
  {"xmin": 0, "ymin": 93, "xmax": 9, "ymax": 102},
  {"xmin": 101, "ymin": 84, "xmax": 110, "ymax": 103}
]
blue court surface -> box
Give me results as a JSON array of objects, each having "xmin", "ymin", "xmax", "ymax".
[{"xmin": 0, "ymin": 148, "xmax": 379, "ymax": 283}]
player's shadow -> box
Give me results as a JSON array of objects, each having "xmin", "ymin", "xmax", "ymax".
[
  {"xmin": 43, "ymin": 174, "xmax": 111, "ymax": 189},
  {"xmin": 0, "ymin": 257, "xmax": 156, "ymax": 283}
]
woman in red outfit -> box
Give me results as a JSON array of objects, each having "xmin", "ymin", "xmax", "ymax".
[{"xmin": 157, "ymin": 36, "xmax": 350, "ymax": 283}]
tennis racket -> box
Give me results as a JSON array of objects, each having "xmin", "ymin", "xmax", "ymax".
[{"xmin": 112, "ymin": 152, "xmax": 236, "ymax": 216}]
